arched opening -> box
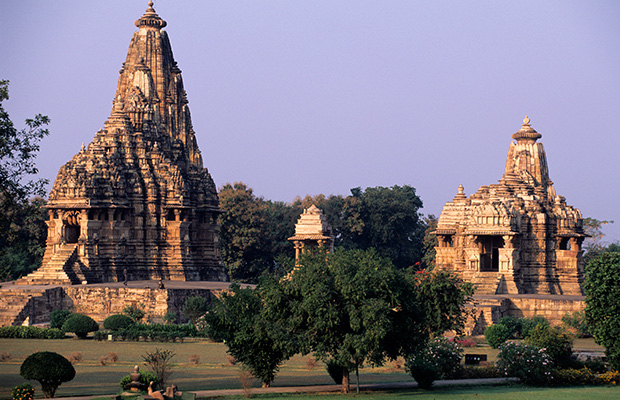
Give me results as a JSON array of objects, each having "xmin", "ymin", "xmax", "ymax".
[{"xmin": 63, "ymin": 211, "xmax": 81, "ymax": 244}]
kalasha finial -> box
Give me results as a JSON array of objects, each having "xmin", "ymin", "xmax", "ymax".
[
  {"xmin": 136, "ymin": 0, "xmax": 166, "ymax": 29},
  {"xmin": 522, "ymin": 115, "xmax": 531, "ymax": 126}
]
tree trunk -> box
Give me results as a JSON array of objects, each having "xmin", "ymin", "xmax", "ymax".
[
  {"xmin": 341, "ymin": 367, "xmax": 350, "ymax": 393},
  {"xmin": 356, "ymin": 363, "xmax": 360, "ymax": 394},
  {"xmin": 262, "ymin": 381, "xmax": 270, "ymax": 388}
]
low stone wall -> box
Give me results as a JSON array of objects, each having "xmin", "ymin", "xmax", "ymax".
[{"xmin": 467, "ymin": 294, "xmax": 585, "ymax": 335}]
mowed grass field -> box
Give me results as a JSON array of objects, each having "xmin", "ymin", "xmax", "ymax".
[
  {"xmin": 0, "ymin": 338, "xmax": 409, "ymax": 398},
  {"xmin": 0, "ymin": 337, "xmax": 608, "ymax": 399}
]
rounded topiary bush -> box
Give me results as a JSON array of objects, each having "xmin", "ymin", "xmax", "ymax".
[
  {"xmin": 61, "ymin": 314, "xmax": 99, "ymax": 339},
  {"xmin": 20, "ymin": 351, "xmax": 75, "ymax": 398},
  {"xmin": 49, "ymin": 310, "xmax": 72, "ymax": 330},
  {"xmin": 405, "ymin": 337, "xmax": 463, "ymax": 389},
  {"xmin": 103, "ymin": 314, "xmax": 135, "ymax": 331},
  {"xmin": 484, "ymin": 323, "xmax": 511, "ymax": 349},
  {"xmin": 496, "ymin": 341, "xmax": 553, "ymax": 385}
]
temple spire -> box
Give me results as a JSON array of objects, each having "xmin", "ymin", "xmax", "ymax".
[{"xmin": 135, "ymin": 1, "xmax": 167, "ymax": 30}]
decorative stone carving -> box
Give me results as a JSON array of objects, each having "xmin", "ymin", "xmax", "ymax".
[
  {"xmin": 288, "ymin": 205, "xmax": 335, "ymax": 262},
  {"xmin": 17, "ymin": 2, "xmax": 227, "ymax": 285},
  {"xmin": 434, "ymin": 117, "xmax": 586, "ymax": 295}
]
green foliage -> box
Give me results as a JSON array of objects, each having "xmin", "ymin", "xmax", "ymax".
[
  {"xmin": 142, "ymin": 348, "xmax": 175, "ymax": 389},
  {"xmin": 584, "ymin": 252, "xmax": 620, "ymax": 371},
  {"xmin": 103, "ymin": 314, "xmax": 134, "ymax": 331},
  {"xmin": 12, "ymin": 383, "xmax": 34, "ymax": 400},
  {"xmin": 61, "ymin": 314, "xmax": 98, "ymax": 339},
  {"xmin": 49, "ymin": 310, "xmax": 72, "ymax": 330},
  {"xmin": 122, "ymin": 304, "xmax": 145, "ymax": 322},
  {"xmin": 414, "ymin": 269, "xmax": 474, "ymax": 335},
  {"xmin": 497, "ymin": 341, "xmax": 554, "ymax": 386},
  {"xmin": 0, "ymin": 326, "xmax": 65, "ymax": 339},
  {"xmin": 325, "ymin": 359, "xmax": 353, "ymax": 385},
  {"xmin": 582, "ymin": 218, "xmax": 615, "ymax": 264},
  {"xmin": 20, "ymin": 351, "xmax": 75, "ymax": 398},
  {"xmin": 484, "ymin": 324, "xmax": 512, "ymax": 349},
  {"xmin": 119, "ymin": 371, "xmax": 160, "ymax": 390},
  {"xmin": 420, "ymin": 214, "xmax": 438, "ymax": 270},
  {"xmin": 182, "ymin": 296, "xmax": 209, "ymax": 324},
  {"xmin": 551, "ymin": 368, "xmax": 601, "ymax": 386},
  {"xmin": 520, "ymin": 316, "xmax": 550, "ymax": 338},
  {"xmin": 163, "ymin": 312, "xmax": 178, "ymax": 325},
  {"xmin": 205, "ymin": 283, "xmax": 291, "ymax": 387},
  {"xmin": 0, "ymin": 81, "xmax": 49, "ymax": 281},
  {"xmin": 496, "ymin": 316, "xmax": 521, "ymax": 338},
  {"xmin": 405, "ymin": 337, "xmax": 463, "ymax": 389},
  {"xmin": 525, "ymin": 324, "xmax": 573, "ymax": 369}
]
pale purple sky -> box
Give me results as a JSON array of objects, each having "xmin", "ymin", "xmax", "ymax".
[{"xmin": 2, "ymin": 1, "xmax": 619, "ymax": 242}]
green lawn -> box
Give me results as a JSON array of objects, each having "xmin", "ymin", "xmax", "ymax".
[{"xmin": 0, "ymin": 337, "xmax": 609, "ymax": 399}]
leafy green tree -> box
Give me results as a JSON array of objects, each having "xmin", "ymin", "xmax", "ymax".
[
  {"xmin": 20, "ymin": 351, "xmax": 75, "ymax": 398},
  {"xmin": 525, "ymin": 324, "xmax": 573, "ymax": 368},
  {"xmin": 584, "ymin": 252, "xmax": 620, "ymax": 370},
  {"xmin": 122, "ymin": 304, "xmax": 145, "ymax": 322},
  {"xmin": 484, "ymin": 324, "xmax": 511, "ymax": 349},
  {"xmin": 182, "ymin": 296, "xmax": 209, "ymax": 324},
  {"xmin": 205, "ymin": 284, "xmax": 291, "ymax": 387},
  {"xmin": 420, "ymin": 215, "xmax": 438, "ymax": 269},
  {"xmin": 0, "ymin": 81, "xmax": 49, "ymax": 281},
  {"xmin": 61, "ymin": 314, "xmax": 98, "ymax": 339},
  {"xmin": 261, "ymin": 248, "xmax": 465, "ymax": 393}
]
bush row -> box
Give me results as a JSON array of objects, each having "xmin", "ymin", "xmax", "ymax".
[
  {"xmin": 0, "ymin": 326, "xmax": 65, "ymax": 339},
  {"xmin": 93, "ymin": 324, "xmax": 197, "ymax": 342}
]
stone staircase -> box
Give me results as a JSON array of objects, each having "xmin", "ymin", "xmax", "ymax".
[
  {"xmin": 15, "ymin": 244, "xmax": 96, "ymax": 285},
  {"xmin": 0, "ymin": 288, "xmax": 48, "ymax": 326},
  {"xmin": 471, "ymin": 272, "xmax": 503, "ymax": 295}
]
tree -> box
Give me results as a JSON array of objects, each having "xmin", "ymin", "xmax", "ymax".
[
  {"xmin": 20, "ymin": 351, "xmax": 75, "ymax": 398},
  {"xmin": 0, "ymin": 81, "xmax": 50, "ymax": 281},
  {"xmin": 582, "ymin": 217, "xmax": 615, "ymax": 265},
  {"xmin": 142, "ymin": 348, "xmax": 176, "ymax": 389},
  {"xmin": 205, "ymin": 284, "xmax": 292, "ymax": 387},
  {"xmin": 49, "ymin": 310, "xmax": 72, "ymax": 330},
  {"xmin": 122, "ymin": 304, "xmax": 145, "ymax": 322},
  {"xmin": 261, "ymin": 248, "xmax": 468, "ymax": 393},
  {"xmin": 61, "ymin": 314, "xmax": 99, "ymax": 339},
  {"xmin": 584, "ymin": 252, "xmax": 620, "ymax": 370},
  {"xmin": 182, "ymin": 296, "xmax": 209, "ymax": 324}
]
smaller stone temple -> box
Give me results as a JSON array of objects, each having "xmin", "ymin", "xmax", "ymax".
[
  {"xmin": 434, "ymin": 117, "xmax": 586, "ymax": 297},
  {"xmin": 288, "ymin": 205, "xmax": 334, "ymax": 262}
]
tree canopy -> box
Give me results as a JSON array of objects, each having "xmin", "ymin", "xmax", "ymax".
[
  {"xmin": 208, "ymin": 248, "xmax": 472, "ymax": 393},
  {"xmin": 0, "ymin": 80, "xmax": 49, "ymax": 281},
  {"xmin": 20, "ymin": 351, "xmax": 75, "ymax": 398},
  {"xmin": 584, "ymin": 252, "xmax": 620, "ymax": 370}
]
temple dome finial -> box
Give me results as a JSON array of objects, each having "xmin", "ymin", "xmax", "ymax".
[
  {"xmin": 135, "ymin": 1, "xmax": 167, "ymax": 29},
  {"xmin": 512, "ymin": 115, "xmax": 542, "ymax": 142}
]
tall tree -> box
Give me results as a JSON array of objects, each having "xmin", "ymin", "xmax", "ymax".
[
  {"xmin": 584, "ymin": 252, "xmax": 620, "ymax": 370},
  {"xmin": 0, "ymin": 80, "xmax": 49, "ymax": 280}
]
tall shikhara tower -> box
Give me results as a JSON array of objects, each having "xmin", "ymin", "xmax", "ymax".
[{"xmin": 19, "ymin": 2, "xmax": 227, "ymax": 284}]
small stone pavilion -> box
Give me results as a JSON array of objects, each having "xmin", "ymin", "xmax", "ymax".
[
  {"xmin": 434, "ymin": 117, "xmax": 586, "ymax": 330},
  {"xmin": 18, "ymin": 2, "xmax": 226, "ymax": 285},
  {"xmin": 289, "ymin": 205, "xmax": 334, "ymax": 262},
  {"xmin": 0, "ymin": 3, "xmax": 230, "ymax": 326}
]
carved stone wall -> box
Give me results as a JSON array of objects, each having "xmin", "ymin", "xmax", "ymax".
[
  {"xmin": 18, "ymin": 2, "xmax": 226, "ymax": 285},
  {"xmin": 434, "ymin": 117, "xmax": 586, "ymax": 296}
]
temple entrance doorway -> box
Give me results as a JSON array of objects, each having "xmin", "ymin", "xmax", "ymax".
[
  {"xmin": 63, "ymin": 211, "xmax": 81, "ymax": 244},
  {"xmin": 479, "ymin": 235, "xmax": 504, "ymax": 272}
]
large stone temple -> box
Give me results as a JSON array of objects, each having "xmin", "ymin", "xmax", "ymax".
[
  {"xmin": 0, "ymin": 3, "xmax": 230, "ymax": 326},
  {"xmin": 434, "ymin": 117, "xmax": 586, "ymax": 330},
  {"xmin": 18, "ymin": 2, "xmax": 227, "ymax": 285}
]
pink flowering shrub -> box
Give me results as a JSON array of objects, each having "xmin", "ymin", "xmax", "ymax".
[
  {"xmin": 497, "ymin": 341, "xmax": 554, "ymax": 385},
  {"xmin": 405, "ymin": 337, "xmax": 463, "ymax": 389}
]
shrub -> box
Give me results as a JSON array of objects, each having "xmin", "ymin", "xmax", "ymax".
[
  {"xmin": 163, "ymin": 312, "xmax": 178, "ymax": 325},
  {"xmin": 61, "ymin": 314, "xmax": 99, "ymax": 339},
  {"xmin": 1, "ymin": 352, "xmax": 11, "ymax": 361},
  {"xmin": 552, "ymin": 368, "xmax": 600, "ymax": 386},
  {"xmin": 12, "ymin": 383, "xmax": 34, "ymax": 400},
  {"xmin": 497, "ymin": 341, "xmax": 553, "ymax": 386},
  {"xmin": 183, "ymin": 296, "xmax": 209, "ymax": 324},
  {"xmin": 497, "ymin": 316, "xmax": 521, "ymax": 338},
  {"xmin": 405, "ymin": 337, "xmax": 463, "ymax": 389},
  {"xmin": 562, "ymin": 311, "xmax": 591, "ymax": 338},
  {"xmin": 142, "ymin": 348, "xmax": 175, "ymax": 388},
  {"xmin": 120, "ymin": 370, "xmax": 160, "ymax": 390},
  {"xmin": 451, "ymin": 364, "xmax": 501, "ymax": 379},
  {"xmin": 453, "ymin": 337, "xmax": 477, "ymax": 347},
  {"xmin": 598, "ymin": 370, "xmax": 620, "ymax": 385},
  {"xmin": 484, "ymin": 324, "xmax": 511, "ymax": 349},
  {"xmin": 103, "ymin": 314, "xmax": 135, "ymax": 330},
  {"xmin": 525, "ymin": 324, "xmax": 573, "ymax": 369},
  {"xmin": 189, "ymin": 354, "xmax": 200, "ymax": 365},
  {"xmin": 49, "ymin": 310, "xmax": 72, "ymax": 330},
  {"xmin": 20, "ymin": 351, "xmax": 75, "ymax": 398},
  {"xmin": 520, "ymin": 315, "xmax": 549, "ymax": 338},
  {"xmin": 122, "ymin": 304, "xmax": 146, "ymax": 322}
]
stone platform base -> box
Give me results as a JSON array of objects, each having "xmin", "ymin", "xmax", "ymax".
[
  {"xmin": 465, "ymin": 293, "xmax": 586, "ymax": 335},
  {"xmin": 0, "ymin": 280, "xmax": 245, "ymax": 326}
]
